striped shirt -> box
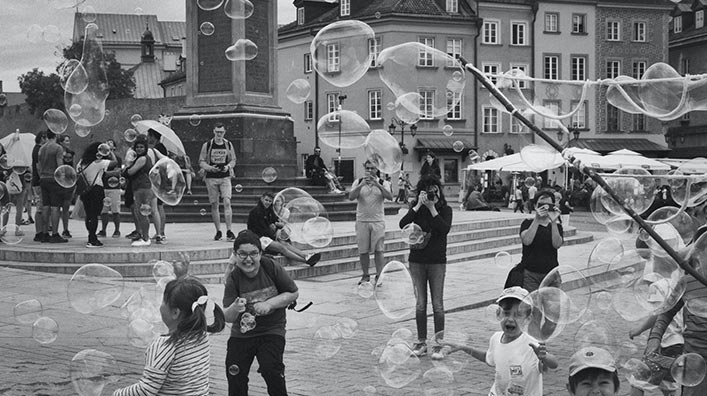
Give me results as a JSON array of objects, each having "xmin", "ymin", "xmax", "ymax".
[{"xmin": 113, "ymin": 335, "xmax": 211, "ymax": 396}]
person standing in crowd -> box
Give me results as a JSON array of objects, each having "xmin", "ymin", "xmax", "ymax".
[
  {"xmin": 519, "ymin": 190, "xmax": 563, "ymax": 292},
  {"xmin": 98, "ymin": 139, "xmax": 122, "ymax": 238},
  {"xmin": 199, "ymin": 123, "xmax": 237, "ymax": 242},
  {"xmin": 171, "ymin": 152, "xmax": 194, "ymax": 196},
  {"xmin": 395, "ymin": 173, "xmax": 410, "ymax": 204},
  {"xmin": 559, "ymin": 188, "xmax": 574, "ymax": 227},
  {"xmin": 77, "ymin": 142, "xmax": 118, "ymax": 247},
  {"xmin": 59, "ymin": 134, "xmax": 74, "ymax": 238},
  {"xmin": 223, "ymin": 230, "xmax": 299, "ymax": 396},
  {"xmin": 247, "ymin": 192, "xmax": 321, "ymax": 267},
  {"xmin": 147, "ymin": 128, "xmax": 167, "ymax": 244},
  {"xmin": 527, "ymin": 178, "xmax": 538, "ymax": 214},
  {"xmin": 2, "ymin": 165, "xmax": 30, "ymax": 238},
  {"xmin": 513, "ymin": 183, "xmax": 525, "ymax": 214},
  {"xmin": 420, "ymin": 151, "xmax": 441, "ymax": 180},
  {"xmin": 37, "ymin": 130, "xmax": 68, "ymax": 243},
  {"xmin": 305, "ymin": 146, "xmax": 327, "ymax": 187},
  {"xmin": 349, "ymin": 160, "xmax": 393, "ymax": 285},
  {"xmin": 31, "ymin": 131, "xmax": 47, "ymax": 242},
  {"xmin": 125, "ymin": 136, "xmax": 154, "ymax": 247},
  {"xmin": 399, "ymin": 175, "xmax": 453, "ymax": 360}
]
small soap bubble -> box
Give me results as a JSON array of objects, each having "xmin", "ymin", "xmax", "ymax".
[
  {"xmin": 485, "ymin": 304, "xmax": 501, "ymax": 324},
  {"xmin": 106, "ymin": 176, "xmax": 119, "ymax": 189},
  {"xmin": 225, "ymin": 39, "xmax": 258, "ymax": 61},
  {"xmin": 262, "ymin": 167, "xmax": 278, "ymax": 183},
  {"xmin": 624, "ymin": 358, "xmax": 654, "ymax": 390},
  {"xmin": 193, "ymin": 200, "xmax": 199, "ymax": 206},
  {"xmin": 286, "ymin": 79, "xmax": 312, "ymax": 104},
  {"xmin": 363, "ymin": 385, "xmax": 377, "ymax": 394},
  {"xmin": 14, "ymin": 299, "xmax": 43, "ymax": 325},
  {"xmin": 69, "ymin": 103, "xmax": 82, "ymax": 118},
  {"xmin": 421, "ymin": 366, "xmax": 454, "ymax": 396},
  {"xmin": 134, "ymin": 7, "xmax": 144, "ymax": 16},
  {"xmin": 442, "ymin": 124, "xmax": 454, "ymax": 137},
  {"xmin": 200, "ymin": 208, "xmax": 207, "ymax": 216},
  {"xmin": 1, "ymin": 224, "xmax": 24, "ymax": 245},
  {"xmin": 189, "ymin": 114, "xmax": 202, "ymax": 126},
  {"xmin": 127, "ymin": 318, "xmax": 154, "ymax": 348},
  {"xmin": 377, "ymin": 343, "xmax": 421, "ymax": 388},
  {"xmin": 228, "ymin": 364, "xmax": 240, "ymax": 376},
  {"xmin": 197, "ymin": 0, "xmax": 224, "ymax": 10},
  {"xmin": 224, "ymin": 0, "xmax": 254, "ymax": 19},
  {"xmin": 364, "ymin": 130, "xmax": 403, "ymax": 175},
  {"xmin": 130, "ymin": 114, "xmax": 142, "ymax": 127},
  {"xmin": 314, "ymin": 325, "xmax": 342, "ymax": 359},
  {"xmin": 32, "ymin": 317, "xmax": 59, "ymax": 344},
  {"xmin": 386, "ymin": 102, "xmax": 395, "ymax": 111},
  {"xmin": 43, "ymin": 25, "xmax": 62, "ymax": 43},
  {"xmin": 302, "ymin": 216, "xmax": 333, "ymax": 248},
  {"xmin": 494, "ymin": 251, "xmax": 513, "ymax": 269},
  {"xmin": 124, "ymin": 128, "xmax": 137, "ymax": 142},
  {"xmin": 357, "ymin": 281, "xmax": 374, "ymax": 298},
  {"xmin": 139, "ymin": 204, "xmax": 152, "ymax": 216},
  {"xmin": 81, "ymin": 6, "xmax": 97, "ymax": 23},
  {"xmin": 334, "ymin": 317, "xmax": 359, "ymax": 339},
  {"xmin": 234, "ymin": 184, "xmax": 243, "ymax": 193},
  {"xmin": 26, "ymin": 24, "xmax": 43, "ymax": 43},
  {"xmin": 97, "ymin": 143, "xmax": 110, "ymax": 157},
  {"xmin": 54, "ymin": 165, "xmax": 77, "ymax": 188},
  {"xmin": 401, "ymin": 223, "xmax": 424, "ymax": 245},
  {"xmin": 452, "ymin": 141, "xmax": 464, "ymax": 153},
  {"xmin": 594, "ymin": 291, "xmax": 613, "ymax": 311},
  {"xmin": 43, "ymin": 109, "xmax": 69, "ymax": 135},
  {"xmin": 75, "ymin": 125, "xmax": 91, "ymax": 138},
  {"xmin": 199, "ymin": 22, "xmax": 215, "ymax": 36}
]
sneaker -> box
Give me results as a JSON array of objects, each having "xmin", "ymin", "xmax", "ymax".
[
  {"xmin": 125, "ymin": 230, "xmax": 140, "ymax": 239},
  {"xmin": 226, "ymin": 230, "xmax": 236, "ymax": 242},
  {"xmin": 358, "ymin": 274, "xmax": 371, "ymax": 285},
  {"xmin": 214, "ymin": 230, "xmax": 222, "ymax": 241},
  {"xmin": 131, "ymin": 234, "xmax": 143, "ymax": 242},
  {"xmin": 21, "ymin": 219, "xmax": 31, "ymax": 226},
  {"xmin": 430, "ymin": 345, "xmax": 445, "ymax": 360},
  {"xmin": 374, "ymin": 276, "xmax": 382, "ymax": 287},
  {"xmin": 305, "ymin": 252, "xmax": 321, "ymax": 267},
  {"xmin": 41, "ymin": 233, "xmax": 50, "ymax": 243},
  {"xmin": 112, "ymin": 231, "xmax": 121, "ymax": 238},
  {"xmin": 62, "ymin": 230, "xmax": 72, "ymax": 238},
  {"xmin": 33, "ymin": 232, "xmax": 44, "ymax": 242},
  {"xmin": 155, "ymin": 235, "xmax": 166, "ymax": 245},
  {"xmin": 411, "ymin": 342, "xmax": 427, "ymax": 357},
  {"xmin": 28, "ymin": 217, "xmax": 34, "ymax": 224},
  {"xmin": 86, "ymin": 240, "xmax": 103, "ymax": 248},
  {"xmin": 131, "ymin": 239, "xmax": 151, "ymax": 247},
  {"xmin": 97, "ymin": 230, "xmax": 107, "ymax": 237},
  {"xmin": 48, "ymin": 234, "xmax": 68, "ymax": 243}
]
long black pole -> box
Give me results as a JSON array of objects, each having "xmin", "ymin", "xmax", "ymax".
[{"xmin": 458, "ymin": 56, "xmax": 707, "ymax": 288}]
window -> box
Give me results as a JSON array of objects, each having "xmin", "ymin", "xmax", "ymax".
[
  {"xmin": 510, "ymin": 63, "xmax": 529, "ymax": 89},
  {"xmin": 297, "ymin": 7, "xmax": 304, "ymax": 25},
  {"xmin": 544, "ymin": 55, "xmax": 559, "ymax": 80},
  {"xmin": 326, "ymin": 93, "xmax": 339, "ymax": 121},
  {"xmin": 607, "ymin": 104, "xmax": 620, "ymax": 131},
  {"xmin": 304, "ymin": 100, "xmax": 313, "ymax": 120},
  {"xmin": 571, "ymin": 56, "xmax": 586, "ymax": 81},
  {"xmin": 482, "ymin": 106, "xmax": 499, "ymax": 133},
  {"xmin": 418, "ymin": 37, "xmax": 435, "ymax": 66},
  {"xmin": 511, "ymin": 116, "xmax": 528, "ymax": 134},
  {"xmin": 340, "ymin": 0, "xmax": 350, "ymax": 16},
  {"xmin": 633, "ymin": 114, "xmax": 645, "ymax": 131},
  {"xmin": 326, "ymin": 43, "xmax": 340, "ymax": 72},
  {"xmin": 419, "ymin": 90, "xmax": 435, "ymax": 119},
  {"xmin": 681, "ymin": 58, "xmax": 690, "ymax": 74},
  {"xmin": 607, "ymin": 20, "xmax": 620, "ymax": 41},
  {"xmin": 511, "ymin": 22, "xmax": 527, "ymax": 45},
  {"xmin": 572, "ymin": 14, "xmax": 586, "ymax": 34},
  {"xmin": 674, "ymin": 16, "xmax": 682, "ymax": 33},
  {"xmin": 570, "ymin": 101, "xmax": 587, "ymax": 128},
  {"xmin": 632, "ymin": 61, "xmax": 646, "ymax": 79},
  {"xmin": 368, "ymin": 37, "xmax": 381, "ymax": 67},
  {"xmin": 304, "ymin": 53, "xmax": 312, "ymax": 73},
  {"xmin": 682, "ymin": 112, "xmax": 691, "ymax": 122},
  {"xmin": 443, "ymin": 159, "xmax": 458, "ymax": 183},
  {"xmin": 697, "ymin": 10, "xmax": 705, "ymax": 29},
  {"xmin": 368, "ymin": 90, "xmax": 382, "ymax": 120},
  {"xmin": 542, "ymin": 101, "xmax": 560, "ymax": 129},
  {"xmin": 446, "ymin": 38, "xmax": 462, "ymax": 67},
  {"xmin": 446, "ymin": 0, "xmax": 458, "ymax": 13},
  {"xmin": 633, "ymin": 22, "xmax": 646, "ymax": 42},
  {"xmin": 606, "ymin": 60, "xmax": 621, "ymax": 79},
  {"xmin": 483, "ymin": 20, "xmax": 499, "ymax": 44},
  {"xmin": 483, "ymin": 63, "xmax": 501, "ymax": 85},
  {"xmin": 544, "ymin": 13, "xmax": 558, "ymax": 32},
  {"xmin": 447, "ymin": 91, "xmax": 462, "ymax": 120}
]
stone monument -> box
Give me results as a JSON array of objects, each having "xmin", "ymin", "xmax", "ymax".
[{"xmin": 171, "ymin": 0, "xmax": 296, "ymax": 178}]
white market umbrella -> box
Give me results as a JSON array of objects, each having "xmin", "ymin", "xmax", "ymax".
[
  {"xmin": 0, "ymin": 131, "xmax": 34, "ymax": 167},
  {"xmin": 135, "ymin": 120, "xmax": 186, "ymax": 156},
  {"xmin": 601, "ymin": 149, "xmax": 670, "ymax": 171},
  {"xmin": 467, "ymin": 152, "xmax": 565, "ymax": 172}
]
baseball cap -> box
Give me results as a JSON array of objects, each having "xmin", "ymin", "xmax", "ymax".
[
  {"xmin": 496, "ymin": 286, "xmax": 529, "ymax": 303},
  {"xmin": 569, "ymin": 347, "xmax": 617, "ymax": 377}
]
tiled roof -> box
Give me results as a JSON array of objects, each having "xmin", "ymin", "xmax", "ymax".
[
  {"xmin": 130, "ymin": 61, "xmax": 167, "ymax": 99},
  {"xmin": 414, "ymin": 137, "xmax": 476, "ymax": 151},
  {"xmin": 570, "ymin": 138, "xmax": 670, "ymax": 155},
  {"xmin": 72, "ymin": 13, "xmax": 185, "ymax": 46}
]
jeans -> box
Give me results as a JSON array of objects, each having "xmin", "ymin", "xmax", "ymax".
[
  {"xmin": 226, "ymin": 335, "xmax": 288, "ymax": 396},
  {"xmin": 82, "ymin": 187, "xmax": 104, "ymax": 242},
  {"xmin": 409, "ymin": 262, "xmax": 446, "ymax": 341}
]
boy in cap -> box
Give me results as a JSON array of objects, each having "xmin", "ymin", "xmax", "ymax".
[
  {"xmin": 567, "ymin": 346, "xmax": 620, "ymax": 396},
  {"xmin": 445, "ymin": 286, "xmax": 557, "ymax": 396}
]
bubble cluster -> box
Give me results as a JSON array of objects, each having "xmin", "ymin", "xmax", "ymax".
[{"xmin": 67, "ymin": 264, "xmax": 124, "ymax": 314}]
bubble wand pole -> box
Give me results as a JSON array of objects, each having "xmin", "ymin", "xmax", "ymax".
[{"xmin": 458, "ymin": 56, "xmax": 707, "ymax": 287}]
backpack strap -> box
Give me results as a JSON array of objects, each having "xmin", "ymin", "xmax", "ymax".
[{"xmin": 206, "ymin": 138, "xmax": 233, "ymax": 164}]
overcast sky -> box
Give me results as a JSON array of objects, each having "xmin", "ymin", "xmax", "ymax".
[{"xmin": 0, "ymin": 0, "xmax": 297, "ymax": 92}]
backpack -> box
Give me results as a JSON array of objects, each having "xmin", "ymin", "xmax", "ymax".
[{"xmin": 204, "ymin": 138, "xmax": 235, "ymax": 178}]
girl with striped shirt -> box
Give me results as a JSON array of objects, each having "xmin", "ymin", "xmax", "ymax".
[{"xmin": 113, "ymin": 278, "xmax": 225, "ymax": 396}]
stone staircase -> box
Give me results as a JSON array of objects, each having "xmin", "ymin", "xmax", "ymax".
[{"xmin": 0, "ymin": 216, "xmax": 593, "ymax": 284}]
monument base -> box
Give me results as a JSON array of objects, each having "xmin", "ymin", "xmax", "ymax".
[{"xmin": 171, "ymin": 104, "xmax": 297, "ymax": 178}]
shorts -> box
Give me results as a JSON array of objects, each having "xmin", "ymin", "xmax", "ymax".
[
  {"xmin": 205, "ymin": 177, "xmax": 232, "ymax": 204},
  {"xmin": 260, "ymin": 236, "xmax": 273, "ymax": 250},
  {"xmin": 133, "ymin": 188, "xmax": 155, "ymax": 208},
  {"xmin": 40, "ymin": 178, "xmax": 67, "ymax": 207},
  {"xmin": 356, "ymin": 221, "xmax": 385, "ymax": 253},
  {"xmin": 101, "ymin": 189, "xmax": 121, "ymax": 213}
]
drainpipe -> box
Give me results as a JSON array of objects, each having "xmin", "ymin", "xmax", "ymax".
[
  {"xmin": 473, "ymin": 9, "xmax": 482, "ymax": 151},
  {"xmin": 530, "ymin": 1, "xmax": 539, "ymax": 144},
  {"xmin": 310, "ymin": 27, "xmax": 320, "ymax": 148}
]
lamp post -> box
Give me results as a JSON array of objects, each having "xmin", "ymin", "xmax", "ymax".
[
  {"xmin": 336, "ymin": 94, "xmax": 347, "ymax": 175},
  {"xmin": 388, "ymin": 117, "xmax": 418, "ymax": 171}
]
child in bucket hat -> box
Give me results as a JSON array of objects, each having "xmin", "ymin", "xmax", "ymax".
[{"xmin": 567, "ymin": 346, "xmax": 620, "ymax": 396}]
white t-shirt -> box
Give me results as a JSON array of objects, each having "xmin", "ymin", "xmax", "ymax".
[
  {"xmin": 486, "ymin": 331, "xmax": 542, "ymax": 396},
  {"xmin": 528, "ymin": 186, "xmax": 537, "ymax": 200},
  {"xmin": 351, "ymin": 178, "xmax": 391, "ymax": 222},
  {"xmin": 81, "ymin": 160, "xmax": 110, "ymax": 187}
]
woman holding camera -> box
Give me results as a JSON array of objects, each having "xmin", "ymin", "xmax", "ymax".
[
  {"xmin": 399, "ymin": 175, "xmax": 453, "ymax": 360},
  {"xmin": 519, "ymin": 189, "xmax": 564, "ymax": 292}
]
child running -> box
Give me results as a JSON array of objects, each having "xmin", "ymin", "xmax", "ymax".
[
  {"xmin": 113, "ymin": 277, "xmax": 225, "ymax": 395},
  {"xmin": 567, "ymin": 346, "xmax": 620, "ymax": 396}
]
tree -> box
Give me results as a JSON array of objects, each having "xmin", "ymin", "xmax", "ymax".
[
  {"xmin": 62, "ymin": 40, "xmax": 135, "ymax": 99},
  {"xmin": 17, "ymin": 69, "xmax": 64, "ymax": 116}
]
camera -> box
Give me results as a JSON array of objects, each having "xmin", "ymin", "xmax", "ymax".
[
  {"xmin": 543, "ymin": 204, "xmax": 556, "ymax": 211},
  {"xmin": 426, "ymin": 191, "xmax": 437, "ymax": 200}
]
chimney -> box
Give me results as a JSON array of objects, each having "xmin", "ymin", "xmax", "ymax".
[{"xmin": 0, "ymin": 80, "xmax": 3, "ymax": 93}]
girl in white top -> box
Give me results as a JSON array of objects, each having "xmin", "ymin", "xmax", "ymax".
[
  {"xmin": 77, "ymin": 142, "xmax": 119, "ymax": 247},
  {"xmin": 113, "ymin": 277, "xmax": 226, "ymax": 396}
]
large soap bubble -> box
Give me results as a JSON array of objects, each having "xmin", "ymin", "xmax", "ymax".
[
  {"xmin": 70, "ymin": 349, "xmax": 121, "ymax": 396},
  {"xmin": 225, "ymin": 39, "xmax": 258, "ymax": 61},
  {"xmin": 394, "ymin": 93, "xmax": 422, "ymax": 124},
  {"xmin": 67, "ymin": 264, "xmax": 124, "ymax": 314},
  {"xmin": 518, "ymin": 288, "xmax": 567, "ymax": 342},
  {"xmin": 54, "ymin": 164, "xmax": 77, "ymax": 188},
  {"xmin": 317, "ymin": 110, "xmax": 369, "ymax": 150},
  {"xmin": 377, "ymin": 343, "xmax": 421, "ymax": 388},
  {"xmin": 364, "ymin": 129, "xmax": 403, "ymax": 174},
  {"xmin": 520, "ymin": 144, "xmax": 561, "ymax": 172},
  {"xmin": 310, "ymin": 20, "xmax": 375, "ymax": 87},
  {"xmin": 573, "ymin": 320, "xmax": 618, "ymax": 355},
  {"xmin": 280, "ymin": 197, "xmax": 327, "ymax": 244},
  {"xmin": 285, "ymin": 79, "xmax": 311, "ymax": 104},
  {"xmin": 43, "ymin": 109, "xmax": 69, "ymax": 134},
  {"xmin": 374, "ymin": 261, "xmax": 416, "ymax": 319},
  {"xmin": 539, "ymin": 265, "xmax": 591, "ymax": 324},
  {"xmin": 224, "ymin": 0, "xmax": 254, "ymax": 19},
  {"xmin": 14, "ymin": 299, "xmax": 43, "ymax": 325},
  {"xmin": 669, "ymin": 158, "xmax": 707, "ymax": 207},
  {"xmin": 378, "ymin": 42, "xmax": 465, "ymax": 118},
  {"xmin": 149, "ymin": 158, "xmax": 186, "ymax": 206},
  {"xmin": 302, "ymin": 216, "xmax": 333, "ymax": 248},
  {"xmin": 32, "ymin": 316, "xmax": 59, "ymax": 344},
  {"xmin": 601, "ymin": 167, "xmax": 656, "ymax": 216},
  {"xmin": 671, "ymin": 353, "xmax": 707, "ymax": 387}
]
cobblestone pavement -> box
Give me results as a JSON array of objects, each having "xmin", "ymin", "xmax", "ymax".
[{"xmin": 0, "ymin": 210, "xmax": 669, "ymax": 396}]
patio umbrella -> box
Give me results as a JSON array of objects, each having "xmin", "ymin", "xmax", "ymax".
[
  {"xmin": 134, "ymin": 120, "xmax": 186, "ymax": 156},
  {"xmin": 0, "ymin": 131, "xmax": 34, "ymax": 168},
  {"xmin": 601, "ymin": 149, "xmax": 670, "ymax": 171},
  {"xmin": 467, "ymin": 152, "xmax": 565, "ymax": 172}
]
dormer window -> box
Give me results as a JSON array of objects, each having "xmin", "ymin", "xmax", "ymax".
[
  {"xmin": 446, "ymin": 0, "xmax": 458, "ymax": 13},
  {"xmin": 674, "ymin": 15, "xmax": 682, "ymax": 33},
  {"xmin": 340, "ymin": 0, "xmax": 350, "ymax": 16},
  {"xmin": 697, "ymin": 10, "xmax": 704, "ymax": 29},
  {"xmin": 297, "ymin": 7, "xmax": 305, "ymax": 25}
]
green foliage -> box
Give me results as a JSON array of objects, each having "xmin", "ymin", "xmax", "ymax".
[
  {"xmin": 17, "ymin": 68, "xmax": 64, "ymax": 116},
  {"xmin": 62, "ymin": 40, "xmax": 135, "ymax": 99}
]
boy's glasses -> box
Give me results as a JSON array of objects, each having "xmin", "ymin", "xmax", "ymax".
[{"xmin": 236, "ymin": 251, "xmax": 261, "ymax": 260}]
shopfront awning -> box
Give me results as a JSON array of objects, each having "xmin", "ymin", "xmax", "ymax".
[
  {"xmin": 569, "ymin": 138, "xmax": 670, "ymax": 157},
  {"xmin": 414, "ymin": 137, "xmax": 476, "ymax": 155}
]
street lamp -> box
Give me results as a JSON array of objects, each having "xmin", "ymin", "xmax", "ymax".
[
  {"xmin": 336, "ymin": 94, "xmax": 347, "ymax": 174},
  {"xmin": 388, "ymin": 117, "xmax": 417, "ymax": 171}
]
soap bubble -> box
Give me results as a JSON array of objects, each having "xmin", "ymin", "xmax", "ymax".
[
  {"xmin": 363, "ymin": 385, "xmax": 377, "ymax": 394},
  {"xmin": 494, "ymin": 251, "xmax": 513, "ymax": 269},
  {"xmin": 539, "ymin": 265, "xmax": 591, "ymax": 324},
  {"xmin": 310, "ymin": 20, "xmax": 375, "ymax": 87},
  {"xmin": 485, "ymin": 304, "xmax": 501, "ymax": 323},
  {"xmin": 130, "ymin": 114, "xmax": 142, "ymax": 127},
  {"xmin": 54, "ymin": 164, "xmax": 77, "ymax": 188},
  {"xmin": 75, "ymin": 125, "xmax": 91, "ymax": 138},
  {"xmin": 518, "ymin": 288, "xmax": 567, "ymax": 342},
  {"xmin": 14, "ymin": 299, "xmax": 43, "ymax": 324},
  {"xmin": 364, "ymin": 130, "xmax": 403, "ymax": 174},
  {"xmin": 669, "ymin": 158, "xmax": 707, "ymax": 207},
  {"xmin": 189, "ymin": 114, "xmax": 202, "ymax": 126},
  {"xmin": 152, "ymin": 260, "xmax": 175, "ymax": 283},
  {"xmin": 81, "ymin": 6, "xmax": 97, "ymax": 23},
  {"xmin": 149, "ymin": 158, "xmax": 186, "ymax": 206},
  {"xmin": 234, "ymin": 184, "xmax": 243, "ymax": 193},
  {"xmin": 432, "ymin": 330, "xmax": 472, "ymax": 373},
  {"xmin": 317, "ymin": 110, "xmax": 370, "ymax": 150},
  {"xmin": 228, "ymin": 364, "xmax": 240, "ymax": 376},
  {"xmin": 421, "ymin": 366, "xmax": 454, "ymax": 396},
  {"xmin": 224, "ymin": 0, "xmax": 254, "ymax": 19},
  {"xmin": 59, "ymin": 59, "xmax": 82, "ymax": 91},
  {"xmin": 262, "ymin": 167, "xmax": 278, "ymax": 183},
  {"xmin": 197, "ymin": 0, "xmax": 224, "ymax": 11},
  {"xmin": 26, "ymin": 24, "xmax": 44, "ymax": 43},
  {"xmin": 1, "ymin": 224, "xmax": 24, "ymax": 245},
  {"xmin": 623, "ymin": 358, "xmax": 656, "ymax": 390},
  {"xmin": 401, "ymin": 223, "xmax": 424, "ymax": 245},
  {"xmin": 278, "ymin": 197, "xmax": 327, "ymax": 244},
  {"xmin": 389, "ymin": 328, "xmax": 414, "ymax": 348},
  {"xmin": 452, "ymin": 141, "xmax": 464, "ymax": 153},
  {"xmin": 124, "ymin": 128, "xmax": 137, "ymax": 142},
  {"xmin": 375, "ymin": 261, "xmax": 415, "ymax": 319},
  {"xmin": 524, "ymin": 176, "xmax": 536, "ymax": 187},
  {"xmin": 32, "ymin": 317, "xmax": 59, "ymax": 344},
  {"xmin": 393, "ymin": 92, "xmax": 422, "ymax": 124},
  {"xmin": 671, "ymin": 353, "xmax": 707, "ymax": 387},
  {"xmin": 97, "ymin": 143, "xmax": 110, "ymax": 157},
  {"xmin": 588, "ymin": 238, "xmax": 624, "ymax": 267},
  {"xmin": 645, "ymin": 206, "xmax": 696, "ymax": 246},
  {"xmin": 442, "ymin": 124, "xmax": 454, "ymax": 136},
  {"xmin": 377, "ymin": 343, "xmax": 421, "ymax": 388},
  {"xmin": 520, "ymin": 144, "xmax": 561, "ymax": 172},
  {"xmin": 225, "ymin": 39, "xmax": 258, "ymax": 61},
  {"xmin": 200, "ymin": 208, "xmax": 207, "ymax": 216},
  {"xmin": 70, "ymin": 349, "xmax": 121, "ymax": 396},
  {"xmin": 573, "ymin": 320, "xmax": 618, "ymax": 354},
  {"xmin": 106, "ymin": 176, "xmax": 119, "ymax": 189},
  {"xmin": 240, "ymin": 312, "xmax": 256, "ymax": 333},
  {"xmin": 43, "ymin": 109, "xmax": 69, "ymax": 134},
  {"xmin": 302, "ymin": 216, "xmax": 333, "ymax": 248},
  {"xmin": 139, "ymin": 204, "xmax": 152, "ymax": 216},
  {"xmin": 68, "ymin": 264, "xmax": 124, "ymax": 314},
  {"xmin": 357, "ymin": 281, "xmax": 374, "ymax": 298},
  {"xmin": 333, "ymin": 317, "xmax": 359, "ymax": 339},
  {"xmin": 43, "ymin": 25, "xmax": 62, "ymax": 43},
  {"xmin": 69, "ymin": 103, "xmax": 82, "ymax": 118},
  {"xmin": 644, "ymin": 223, "xmax": 685, "ymax": 256},
  {"xmin": 468, "ymin": 150, "xmax": 480, "ymax": 162},
  {"xmin": 286, "ymin": 79, "xmax": 311, "ymax": 104},
  {"xmin": 134, "ymin": 7, "xmax": 143, "ymax": 16},
  {"xmin": 199, "ymin": 22, "xmax": 215, "ymax": 36},
  {"xmin": 594, "ymin": 291, "xmax": 613, "ymax": 311},
  {"xmin": 602, "ymin": 167, "xmax": 656, "ymax": 216}
]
